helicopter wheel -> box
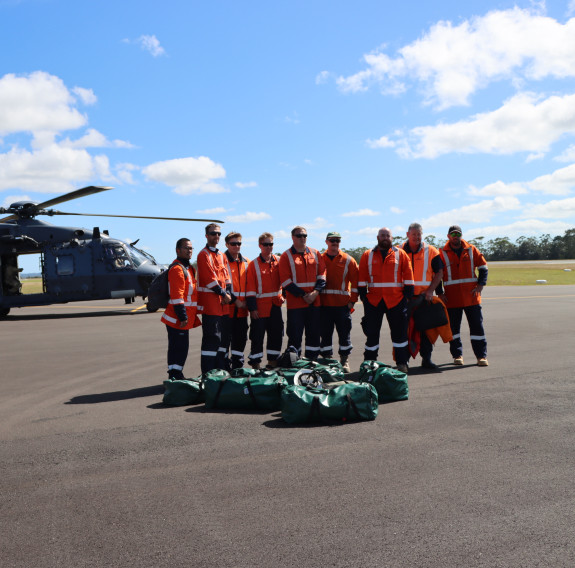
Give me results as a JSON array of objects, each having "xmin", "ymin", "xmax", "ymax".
[
  {"xmin": 146, "ymin": 303, "xmax": 158, "ymax": 313},
  {"xmin": 0, "ymin": 307, "xmax": 10, "ymax": 318}
]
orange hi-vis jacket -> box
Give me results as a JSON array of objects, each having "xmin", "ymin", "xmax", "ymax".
[
  {"xmin": 224, "ymin": 252, "xmax": 250, "ymax": 318},
  {"xmin": 440, "ymin": 239, "xmax": 487, "ymax": 308},
  {"xmin": 161, "ymin": 259, "xmax": 202, "ymax": 330},
  {"xmin": 246, "ymin": 254, "xmax": 284, "ymax": 318},
  {"xmin": 320, "ymin": 251, "xmax": 359, "ymax": 307},
  {"xmin": 196, "ymin": 246, "xmax": 231, "ymax": 316},
  {"xmin": 402, "ymin": 241, "xmax": 441, "ymax": 295},
  {"xmin": 279, "ymin": 246, "xmax": 326, "ymax": 309},
  {"xmin": 358, "ymin": 246, "xmax": 414, "ymax": 309}
]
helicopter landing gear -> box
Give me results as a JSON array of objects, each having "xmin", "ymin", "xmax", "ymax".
[
  {"xmin": 124, "ymin": 297, "xmax": 135, "ymax": 304},
  {"xmin": 146, "ymin": 303, "xmax": 158, "ymax": 313},
  {"xmin": 0, "ymin": 307, "xmax": 10, "ymax": 317}
]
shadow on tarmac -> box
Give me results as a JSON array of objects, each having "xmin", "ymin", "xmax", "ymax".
[{"xmin": 66, "ymin": 384, "xmax": 164, "ymax": 404}]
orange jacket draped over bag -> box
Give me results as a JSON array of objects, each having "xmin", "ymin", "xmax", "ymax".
[
  {"xmin": 358, "ymin": 246, "xmax": 414, "ymax": 309},
  {"xmin": 440, "ymin": 240, "xmax": 487, "ymax": 308},
  {"xmin": 161, "ymin": 260, "xmax": 201, "ymax": 330}
]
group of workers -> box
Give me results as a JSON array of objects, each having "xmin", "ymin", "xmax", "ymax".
[{"xmin": 161, "ymin": 222, "xmax": 489, "ymax": 380}]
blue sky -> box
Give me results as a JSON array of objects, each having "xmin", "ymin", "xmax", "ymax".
[{"xmin": 2, "ymin": 0, "xmax": 575, "ymax": 271}]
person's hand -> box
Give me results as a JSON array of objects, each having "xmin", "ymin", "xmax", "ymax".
[
  {"xmin": 471, "ymin": 285, "xmax": 484, "ymax": 296},
  {"xmin": 424, "ymin": 289, "xmax": 434, "ymax": 302},
  {"xmin": 222, "ymin": 293, "xmax": 232, "ymax": 305},
  {"xmin": 303, "ymin": 290, "xmax": 318, "ymax": 305},
  {"xmin": 235, "ymin": 300, "xmax": 246, "ymax": 309},
  {"xmin": 179, "ymin": 319, "xmax": 188, "ymax": 328},
  {"xmin": 250, "ymin": 310, "xmax": 260, "ymax": 320}
]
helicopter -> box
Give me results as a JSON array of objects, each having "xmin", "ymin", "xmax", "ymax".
[{"xmin": 0, "ymin": 186, "xmax": 223, "ymax": 317}]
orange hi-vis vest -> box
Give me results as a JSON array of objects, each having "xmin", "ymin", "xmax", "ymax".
[
  {"xmin": 197, "ymin": 246, "xmax": 231, "ymax": 316},
  {"xmin": 358, "ymin": 246, "xmax": 414, "ymax": 309},
  {"xmin": 246, "ymin": 254, "xmax": 284, "ymax": 318},
  {"xmin": 440, "ymin": 239, "xmax": 487, "ymax": 308},
  {"xmin": 279, "ymin": 246, "xmax": 326, "ymax": 309},
  {"xmin": 224, "ymin": 253, "xmax": 250, "ymax": 318},
  {"xmin": 320, "ymin": 251, "xmax": 359, "ymax": 307},
  {"xmin": 161, "ymin": 260, "xmax": 201, "ymax": 330},
  {"xmin": 402, "ymin": 241, "xmax": 441, "ymax": 296}
]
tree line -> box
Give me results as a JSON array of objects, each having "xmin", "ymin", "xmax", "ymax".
[{"xmin": 341, "ymin": 228, "xmax": 575, "ymax": 262}]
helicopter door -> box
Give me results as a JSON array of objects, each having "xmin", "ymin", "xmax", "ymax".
[{"xmin": 43, "ymin": 247, "xmax": 94, "ymax": 298}]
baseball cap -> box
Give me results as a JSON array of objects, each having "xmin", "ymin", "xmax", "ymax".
[
  {"xmin": 326, "ymin": 231, "xmax": 342, "ymax": 239},
  {"xmin": 448, "ymin": 225, "xmax": 462, "ymax": 235}
]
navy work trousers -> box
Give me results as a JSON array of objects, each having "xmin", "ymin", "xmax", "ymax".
[
  {"xmin": 361, "ymin": 297, "xmax": 409, "ymax": 365},
  {"xmin": 166, "ymin": 324, "xmax": 189, "ymax": 379},
  {"xmin": 222, "ymin": 313, "xmax": 249, "ymax": 369},
  {"xmin": 319, "ymin": 305, "xmax": 352, "ymax": 358},
  {"xmin": 447, "ymin": 304, "xmax": 487, "ymax": 359},
  {"xmin": 286, "ymin": 304, "xmax": 321, "ymax": 360},
  {"xmin": 201, "ymin": 314, "xmax": 229, "ymax": 374},
  {"xmin": 248, "ymin": 304, "xmax": 284, "ymax": 365}
]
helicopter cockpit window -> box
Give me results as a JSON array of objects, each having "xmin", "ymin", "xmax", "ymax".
[
  {"xmin": 103, "ymin": 243, "xmax": 133, "ymax": 269},
  {"xmin": 124, "ymin": 245, "xmax": 150, "ymax": 268},
  {"xmin": 56, "ymin": 255, "xmax": 74, "ymax": 276}
]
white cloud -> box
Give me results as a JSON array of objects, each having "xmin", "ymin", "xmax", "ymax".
[
  {"xmin": 342, "ymin": 208, "xmax": 380, "ymax": 217},
  {"xmin": 390, "ymin": 206, "xmax": 404, "ymax": 214},
  {"xmin": 2, "ymin": 194, "xmax": 32, "ymax": 208},
  {"xmin": 366, "ymin": 136, "xmax": 396, "ymax": 149},
  {"xmin": 356, "ymin": 226, "xmax": 382, "ymax": 235},
  {"xmin": 527, "ymin": 163, "xmax": 575, "ymax": 195},
  {"xmin": 393, "ymin": 92, "xmax": 575, "ymax": 159},
  {"xmin": 315, "ymin": 71, "xmax": 331, "ymax": 85},
  {"xmin": 142, "ymin": 156, "xmax": 228, "ymax": 195},
  {"xmin": 60, "ymin": 128, "xmax": 133, "ymax": 149},
  {"xmin": 554, "ymin": 144, "xmax": 575, "ymax": 162},
  {"xmin": 224, "ymin": 211, "xmax": 271, "ymax": 223},
  {"xmin": 137, "ymin": 35, "xmax": 166, "ymax": 57},
  {"xmin": 335, "ymin": 7, "xmax": 575, "ymax": 109},
  {"xmin": 72, "ymin": 87, "xmax": 97, "ymax": 105},
  {"xmin": 115, "ymin": 163, "xmax": 138, "ymax": 185},
  {"xmin": 197, "ymin": 207, "xmax": 228, "ymax": 214},
  {"xmin": 521, "ymin": 197, "xmax": 575, "ymax": 218},
  {"xmin": 421, "ymin": 196, "xmax": 521, "ymax": 229},
  {"xmin": 304, "ymin": 217, "xmax": 329, "ymax": 230},
  {"xmin": 0, "ymin": 71, "xmax": 87, "ymax": 135},
  {"xmin": 468, "ymin": 180, "xmax": 528, "ymax": 197},
  {"xmin": 0, "ymin": 144, "xmax": 102, "ymax": 193},
  {"xmin": 568, "ymin": 0, "xmax": 575, "ymax": 17},
  {"xmin": 235, "ymin": 181, "xmax": 257, "ymax": 188},
  {"xmin": 472, "ymin": 219, "xmax": 574, "ymax": 239}
]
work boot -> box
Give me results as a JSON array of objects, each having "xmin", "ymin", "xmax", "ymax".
[
  {"xmin": 396, "ymin": 363, "xmax": 409, "ymax": 374},
  {"xmin": 340, "ymin": 355, "xmax": 351, "ymax": 374},
  {"xmin": 266, "ymin": 360, "xmax": 278, "ymax": 369},
  {"xmin": 250, "ymin": 361, "xmax": 261, "ymax": 370},
  {"xmin": 421, "ymin": 359, "xmax": 438, "ymax": 370},
  {"xmin": 453, "ymin": 357, "xmax": 464, "ymax": 366},
  {"xmin": 167, "ymin": 369, "xmax": 184, "ymax": 381},
  {"xmin": 477, "ymin": 358, "xmax": 489, "ymax": 366}
]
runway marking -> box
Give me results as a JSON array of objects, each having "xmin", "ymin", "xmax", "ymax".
[
  {"xmin": 130, "ymin": 304, "xmax": 149, "ymax": 313},
  {"xmin": 484, "ymin": 294, "xmax": 575, "ymax": 300}
]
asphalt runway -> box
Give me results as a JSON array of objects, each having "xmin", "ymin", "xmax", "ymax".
[{"xmin": 1, "ymin": 285, "xmax": 575, "ymax": 567}]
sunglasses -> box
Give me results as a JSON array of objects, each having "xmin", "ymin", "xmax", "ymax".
[
  {"xmin": 449, "ymin": 232, "xmax": 462, "ymax": 237},
  {"xmin": 208, "ymin": 231, "xmax": 221, "ymax": 236},
  {"xmin": 260, "ymin": 243, "xmax": 274, "ymax": 247},
  {"xmin": 294, "ymin": 234, "xmax": 307, "ymax": 238},
  {"xmin": 228, "ymin": 242, "xmax": 242, "ymax": 246},
  {"xmin": 328, "ymin": 238, "xmax": 341, "ymax": 243}
]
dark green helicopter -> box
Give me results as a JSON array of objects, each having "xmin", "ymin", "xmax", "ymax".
[{"xmin": 0, "ymin": 186, "xmax": 222, "ymax": 317}]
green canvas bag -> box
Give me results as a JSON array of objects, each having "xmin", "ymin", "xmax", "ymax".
[
  {"xmin": 357, "ymin": 361, "xmax": 409, "ymax": 403},
  {"xmin": 279, "ymin": 358, "xmax": 344, "ymax": 385},
  {"xmin": 204, "ymin": 371, "xmax": 287, "ymax": 411},
  {"xmin": 162, "ymin": 377, "xmax": 204, "ymax": 406},
  {"xmin": 280, "ymin": 383, "xmax": 378, "ymax": 424}
]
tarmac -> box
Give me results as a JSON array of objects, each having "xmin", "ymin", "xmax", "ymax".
[{"xmin": 1, "ymin": 285, "xmax": 575, "ymax": 568}]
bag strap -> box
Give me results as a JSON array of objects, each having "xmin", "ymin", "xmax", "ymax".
[
  {"xmin": 244, "ymin": 378, "xmax": 260, "ymax": 410},
  {"xmin": 307, "ymin": 395, "xmax": 322, "ymax": 422},
  {"xmin": 212, "ymin": 377, "xmax": 227, "ymax": 409},
  {"xmin": 345, "ymin": 393, "xmax": 362, "ymax": 421}
]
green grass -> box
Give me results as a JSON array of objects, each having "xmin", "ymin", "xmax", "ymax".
[
  {"xmin": 487, "ymin": 262, "xmax": 575, "ymax": 286},
  {"xmin": 20, "ymin": 278, "xmax": 44, "ymax": 294}
]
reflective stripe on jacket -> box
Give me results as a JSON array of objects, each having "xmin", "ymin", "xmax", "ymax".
[
  {"xmin": 320, "ymin": 251, "xmax": 359, "ymax": 307},
  {"xmin": 161, "ymin": 259, "xmax": 201, "ymax": 330},
  {"xmin": 358, "ymin": 246, "xmax": 414, "ymax": 309},
  {"xmin": 440, "ymin": 239, "xmax": 487, "ymax": 308},
  {"xmin": 246, "ymin": 254, "xmax": 284, "ymax": 318},
  {"xmin": 224, "ymin": 252, "xmax": 250, "ymax": 318},
  {"xmin": 197, "ymin": 246, "xmax": 231, "ymax": 316},
  {"xmin": 402, "ymin": 241, "xmax": 441, "ymax": 296},
  {"xmin": 279, "ymin": 246, "xmax": 327, "ymax": 309}
]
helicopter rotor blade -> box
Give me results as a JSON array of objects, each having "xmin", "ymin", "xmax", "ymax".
[
  {"xmin": 35, "ymin": 186, "xmax": 113, "ymax": 210},
  {"xmin": 45, "ymin": 211, "xmax": 224, "ymax": 223}
]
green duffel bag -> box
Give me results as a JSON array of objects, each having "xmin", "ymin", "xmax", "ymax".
[
  {"xmin": 356, "ymin": 360, "xmax": 409, "ymax": 403},
  {"xmin": 204, "ymin": 371, "xmax": 287, "ymax": 411},
  {"xmin": 279, "ymin": 358, "xmax": 344, "ymax": 385},
  {"xmin": 162, "ymin": 377, "xmax": 204, "ymax": 406},
  {"xmin": 281, "ymin": 383, "xmax": 378, "ymax": 424}
]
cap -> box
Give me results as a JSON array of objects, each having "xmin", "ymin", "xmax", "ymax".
[
  {"xmin": 326, "ymin": 231, "xmax": 341, "ymax": 239},
  {"xmin": 448, "ymin": 225, "xmax": 462, "ymax": 235}
]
